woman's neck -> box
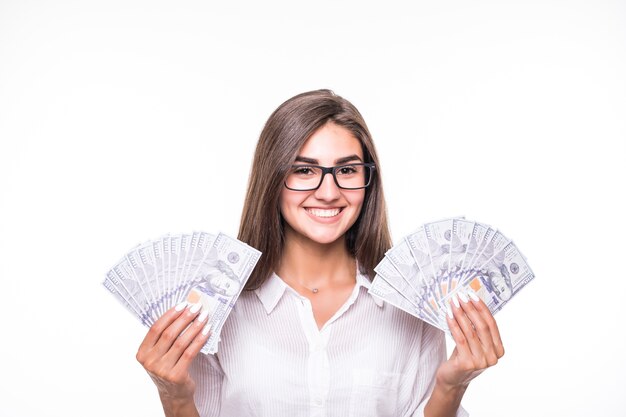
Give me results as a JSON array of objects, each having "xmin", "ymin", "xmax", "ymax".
[{"xmin": 277, "ymin": 233, "xmax": 356, "ymax": 291}]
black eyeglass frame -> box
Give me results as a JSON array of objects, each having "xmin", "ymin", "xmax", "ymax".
[{"xmin": 284, "ymin": 162, "xmax": 376, "ymax": 191}]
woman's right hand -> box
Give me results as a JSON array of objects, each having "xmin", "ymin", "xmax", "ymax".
[{"xmin": 136, "ymin": 302, "xmax": 211, "ymax": 414}]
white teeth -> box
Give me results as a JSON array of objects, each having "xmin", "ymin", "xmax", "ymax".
[{"xmin": 306, "ymin": 208, "xmax": 341, "ymax": 218}]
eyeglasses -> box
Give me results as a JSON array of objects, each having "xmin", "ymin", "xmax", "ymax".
[{"xmin": 284, "ymin": 163, "xmax": 376, "ymax": 191}]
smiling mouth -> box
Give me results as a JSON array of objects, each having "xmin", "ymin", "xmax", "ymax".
[{"xmin": 305, "ymin": 208, "xmax": 343, "ymax": 218}]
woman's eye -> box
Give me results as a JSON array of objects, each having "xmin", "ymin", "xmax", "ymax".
[
  {"xmin": 292, "ymin": 166, "xmax": 315, "ymax": 175},
  {"xmin": 337, "ymin": 165, "xmax": 358, "ymax": 175}
]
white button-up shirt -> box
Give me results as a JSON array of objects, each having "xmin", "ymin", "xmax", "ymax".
[{"xmin": 190, "ymin": 271, "xmax": 468, "ymax": 417}]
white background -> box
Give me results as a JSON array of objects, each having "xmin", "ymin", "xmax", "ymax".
[{"xmin": 1, "ymin": 1, "xmax": 624, "ymax": 416}]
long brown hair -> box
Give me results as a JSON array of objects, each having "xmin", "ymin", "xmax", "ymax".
[{"xmin": 238, "ymin": 89, "xmax": 391, "ymax": 290}]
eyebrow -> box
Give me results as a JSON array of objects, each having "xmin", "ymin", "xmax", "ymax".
[{"xmin": 294, "ymin": 154, "xmax": 363, "ymax": 165}]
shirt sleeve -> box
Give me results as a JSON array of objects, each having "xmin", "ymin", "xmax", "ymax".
[
  {"xmin": 408, "ymin": 323, "xmax": 469, "ymax": 417},
  {"xmin": 189, "ymin": 352, "xmax": 225, "ymax": 417}
]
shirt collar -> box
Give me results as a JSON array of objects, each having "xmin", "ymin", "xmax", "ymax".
[
  {"xmin": 254, "ymin": 273, "xmax": 288, "ymax": 314},
  {"xmin": 254, "ymin": 267, "xmax": 384, "ymax": 314},
  {"xmin": 355, "ymin": 270, "xmax": 384, "ymax": 308}
]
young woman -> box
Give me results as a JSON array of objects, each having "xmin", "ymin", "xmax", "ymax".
[{"xmin": 136, "ymin": 89, "xmax": 505, "ymax": 417}]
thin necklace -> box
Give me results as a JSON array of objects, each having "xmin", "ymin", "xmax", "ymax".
[
  {"xmin": 289, "ymin": 278, "xmax": 320, "ymax": 294},
  {"xmin": 298, "ymin": 282, "xmax": 320, "ymax": 294}
]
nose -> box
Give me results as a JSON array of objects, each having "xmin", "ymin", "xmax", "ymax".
[{"xmin": 314, "ymin": 171, "xmax": 341, "ymax": 201}]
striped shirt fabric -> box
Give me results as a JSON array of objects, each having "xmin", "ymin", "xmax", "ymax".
[{"xmin": 190, "ymin": 270, "xmax": 469, "ymax": 417}]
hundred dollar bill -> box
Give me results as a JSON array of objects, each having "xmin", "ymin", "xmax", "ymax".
[
  {"xmin": 176, "ymin": 232, "xmax": 217, "ymax": 303},
  {"xmin": 117, "ymin": 253, "xmax": 160, "ymax": 323},
  {"xmin": 368, "ymin": 275, "xmax": 432, "ymax": 321},
  {"xmin": 449, "ymin": 222, "xmax": 489, "ymax": 291},
  {"xmin": 183, "ymin": 232, "xmax": 261, "ymax": 354},
  {"xmin": 374, "ymin": 256, "xmax": 440, "ymax": 327},
  {"xmin": 424, "ymin": 218, "xmax": 455, "ymax": 297},
  {"xmin": 405, "ymin": 227, "xmax": 442, "ymax": 302},
  {"xmin": 169, "ymin": 234, "xmax": 182, "ymax": 305},
  {"xmin": 150, "ymin": 233, "xmax": 191, "ymax": 312},
  {"xmin": 151, "ymin": 238, "xmax": 166, "ymax": 311},
  {"xmin": 457, "ymin": 226, "xmax": 495, "ymax": 285},
  {"xmin": 171, "ymin": 233, "xmax": 193, "ymax": 304},
  {"xmin": 103, "ymin": 268, "xmax": 150, "ymax": 325},
  {"xmin": 161, "ymin": 235, "xmax": 172, "ymax": 301},
  {"xmin": 459, "ymin": 229, "xmax": 510, "ymax": 286},
  {"xmin": 382, "ymin": 240, "xmax": 441, "ymax": 324},
  {"xmin": 449, "ymin": 219, "xmax": 475, "ymax": 291},
  {"xmin": 448, "ymin": 218, "xmax": 480, "ymax": 290},
  {"xmin": 166, "ymin": 234, "xmax": 182, "ymax": 302},
  {"xmin": 137, "ymin": 241, "xmax": 163, "ymax": 317}
]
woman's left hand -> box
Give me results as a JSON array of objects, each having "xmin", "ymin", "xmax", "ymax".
[{"xmin": 436, "ymin": 290, "xmax": 505, "ymax": 389}]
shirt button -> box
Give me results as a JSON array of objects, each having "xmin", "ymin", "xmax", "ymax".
[{"xmin": 311, "ymin": 342, "xmax": 324, "ymax": 352}]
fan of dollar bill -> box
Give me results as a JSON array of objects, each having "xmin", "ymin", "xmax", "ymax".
[
  {"xmin": 368, "ymin": 217, "xmax": 535, "ymax": 331},
  {"xmin": 103, "ymin": 231, "xmax": 261, "ymax": 354}
]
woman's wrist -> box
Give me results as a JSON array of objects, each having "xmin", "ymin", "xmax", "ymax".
[
  {"xmin": 424, "ymin": 379, "xmax": 468, "ymax": 417},
  {"xmin": 434, "ymin": 372, "xmax": 471, "ymax": 393},
  {"xmin": 434, "ymin": 378, "xmax": 468, "ymax": 399},
  {"xmin": 158, "ymin": 392, "xmax": 200, "ymax": 417}
]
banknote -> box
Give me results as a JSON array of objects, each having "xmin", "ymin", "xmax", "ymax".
[
  {"xmin": 185, "ymin": 233, "xmax": 261, "ymax": 354},
  {"xmin": 104, "ymin": 269, "xmax": 149, "ymax": 325},
  {"xmin": 448, "ymin": 218, "xmax": 475, "ymax": 291},
  {"xmin": 382, "ymin": 240, "xmax": 443, "ymax": 323},
  {"xmin": 424, "ymin": 218, "xmax": 455, "ymax": 296},
  {"xmin": 459, "ymin": 229, "xmax": 511, "ymax": 287},
  {"xmin": 103, "ymin": 231, "xmax": 261, "ymax": 354},
  {"xmin": 406, "ymin": 227, "xmax": 442, "ymax": 301},
  {"xmin": 448, "ymin": 222, "xmax": 489, "ymax": 293},
  {"xmin": 113, "ymin": 254, "xmax": 158, "ymax": 322},
  {"xmin": 370, "ymin": 217, "xmax": 534, "ymax": 333},
  {"xmin": 369, "ymin": 274, "xmax": 430, "ymax": 320},
  {"xmin": 374, "ymin": 256, "xmax": 440, "ymax": 327}
]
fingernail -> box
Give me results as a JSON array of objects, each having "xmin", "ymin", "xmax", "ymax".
[
  {"xmin": 447, "ymin": 304, "xmax": 453, "ymax": 319},
  {"xmin": 197, "ymin": 309, "xmax": 209, "ymax": 323},
  {"xmin": 468, "ymin": 289, "xmax": 480, "ymax": 302},
  {"xmin": 175, "ymin": 301, "xmax": 187, "ymax": 312},
  {"xmin": 452, "ymin": 294, "xmax": 460, "ymax": 308},
  {"xmin": 202, "ymin": 324, "xmax": 211, "ymax": 335},
  {"xmin": 190, "ymin": 303, "xmax": 202, "ymax": 314},
  {"xmin": 458, "ymin": 291, "xmax": 469, "ymax": 304}
]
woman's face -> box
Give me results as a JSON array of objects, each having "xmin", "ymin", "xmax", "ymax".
[{"xmin": 279, "ymin": 122, "xmax": 366, "ymax": 247}]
